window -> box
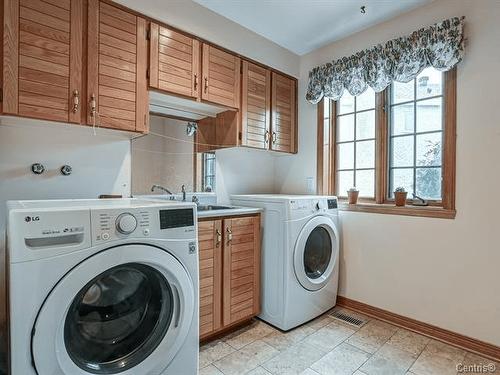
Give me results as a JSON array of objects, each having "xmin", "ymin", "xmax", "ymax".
[
  {"xmin": 202, "ymin": 153, "xmax": 216, "ymax": 192},
  {"xmin": 336, "ymin": 89, "xmax": 376, "ymax": 198},
  {"xmin": 317, "ymin": 67, "xmax": 456, "ymax": 218},
  {"xmin": 389, "ymin": 68, "xmax": 444, "ymax": 200}
]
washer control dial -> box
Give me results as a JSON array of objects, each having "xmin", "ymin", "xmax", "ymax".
[{"xmin": 116, "ymin": 213, "xmax": 137, "ymax": 234}]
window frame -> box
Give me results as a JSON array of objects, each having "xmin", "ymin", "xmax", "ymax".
[{"xmin": 317, "ymin": 67, "xmax": 456, "ymax": 219}]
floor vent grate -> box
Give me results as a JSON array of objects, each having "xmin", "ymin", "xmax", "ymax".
[{"xmin": 329, "ymin": 310, "xmax": 366, "ymax": 327}]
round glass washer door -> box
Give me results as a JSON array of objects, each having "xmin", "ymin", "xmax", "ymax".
[
  {"xmin": 293, "ymin": 216, "xmax": 339, "ymax": 291},
  {"xmin": 31, "ymin": 244, "xmax": 195, "ymax": 375}
]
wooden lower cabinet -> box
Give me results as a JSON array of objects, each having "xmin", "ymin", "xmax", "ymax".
[{"xmin": 198, "ymin": 214, "xmax": 260, "ymax": 340}]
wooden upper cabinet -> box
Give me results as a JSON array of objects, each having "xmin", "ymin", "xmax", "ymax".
[
  {"xmin": 223, "ymin": 216, "xmax": 260, "ymax": 326},
  {"xmin": 202, "ymin": 44, "xmax": 240, "ymax": 109},
  {"xmin": 241, "ymin": 61, "xmax": 271, "ymax": 149},
  {"xmin": 149, "ymin": 23, "xmax": 200, "ymax": 99},
  {"xmin": 87, "ymin": 0, "xmax": 148, "ymax": 132},
  {"xmin": 198, "ymin": 219, "xmax": 223, "ymax": 339},
  {"xmin": 3, "ymin": 0, "xmax": 84, "ymax": 122},
  {"xmin": 271, "ymin": 72, "xmax": 297, "ymax": 153}
]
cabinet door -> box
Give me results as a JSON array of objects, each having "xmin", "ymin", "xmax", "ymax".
[
  {"xmin": 149, "ymin": 23, "xmax": 200, "ymax": 99},
  {"xmin": 198, "ymin": 219, "xmax": 222, "ymax": 339},
  {"xmin": 223, "ymin": 216, "xmax": 260, "ymax": 326},
  {"xmin": 202, "ymin": 44, "xmax": 240, "ymax": 109},
  {"xmin": 241, "ymin": 61, "xmax": 271, "ymax": 149},
  {"xmin": 3, "ymin": 0, "xmax": 84, "ymax": 122},
  {"xmin": 87, "ymin": 0, "xmax": 148, "ymax": 132},
  {"xmin": 271, "ymin": 72, "xmax": 297, "ymax": 153}
]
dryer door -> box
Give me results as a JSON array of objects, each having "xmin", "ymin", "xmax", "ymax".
[
  {"xmin": 293, "ymin": 216, "xmax": 339, "ymax": 291},
  {"xmin": 32, "ymin": 244, "xmax": 195, "ymax": 375}
]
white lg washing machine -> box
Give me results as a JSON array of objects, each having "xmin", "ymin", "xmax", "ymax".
[
  {"xmin": 6, "ymin": 199, "xmax": 199, "ymax": 375},
  {"xmin": 231, "ymin": 195, "xmax": 340, "ymax": 331}
]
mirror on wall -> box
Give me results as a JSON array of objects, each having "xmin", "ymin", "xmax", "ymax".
[{"xmin": 131, "ymin": 115, "xmax": 216, "ymax": 195}]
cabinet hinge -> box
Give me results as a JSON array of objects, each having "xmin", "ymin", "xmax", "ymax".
[
  {"xmin": 0, "ymin": 88, "xmax": 3, "ymax": 102},
  {"xmin": 146, "ymin": 68, "xmax": 150, "ymax": 79},
  {"xmin": 238, "ymin": 131, "xmax": 242, "ymax": 141},
  {"xmin": 146, "ymin": 28, "xmax": 151, "ymax": 41}
]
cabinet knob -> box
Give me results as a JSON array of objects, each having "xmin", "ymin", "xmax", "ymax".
[
  {"xmin": 264, "ymin": 130, "xmax": 270, "ymax": 144},
  {"xmin": 72, "ymin": 90, "xmax": 80, "ymax": 113},
  {"xmin": 216, "ymin": 229, "xmax": 222, "ymax": 247},
  {"xmin": 194, "ymin": 74, "xmax": 198, "ymax": 91},
  {"xmin": 226, "ymin": 227, "xmax": 232, "ymax": 243},
  {"xmin": 272, "ymin": 131, "xmax": 277, "ymax": 144},
  {"xmin": 204, "ymin": 77, "xmax": 208, "ymax": 93},
  {"xmin": 89, "ymin": 94, "xmax": 97, "ymax": 118}
]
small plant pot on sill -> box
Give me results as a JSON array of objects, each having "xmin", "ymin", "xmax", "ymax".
[
  {"xmin": 347, "ymin": 189, "xmax": 359, "ymax": 205},
  {"xmin": 394, "ymin": 191, "xmax": 408, "ymax": 207}
]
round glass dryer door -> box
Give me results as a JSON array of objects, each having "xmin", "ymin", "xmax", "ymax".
[
  {"xmin": 31, "ymin": 244, "xmax": 195, "ymax": 375},
  {"xmin": 293, "ymin": 216, "xmax": 339, "ymax": 291},
  {"xmin": 64, "ymin": 263, "xmax": 173, "ymax": 374}
]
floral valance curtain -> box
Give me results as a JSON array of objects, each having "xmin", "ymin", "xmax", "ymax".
[{"xmin": 306, "ymin": 17, "xmax": 465, "ymax": 104}]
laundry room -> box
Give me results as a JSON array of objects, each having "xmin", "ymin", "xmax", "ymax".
[{"xmin": 0, "ymin": 0, "xmax": 499, "ymax": 374}]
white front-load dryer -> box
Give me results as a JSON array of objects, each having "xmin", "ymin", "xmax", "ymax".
[
  {"xmin": 231, "ymin": 195, "xmax": 340, "ymax": 331},
  {"xmin": 6, "ymin": 199, "xmax": 199, "ymax": 375}
]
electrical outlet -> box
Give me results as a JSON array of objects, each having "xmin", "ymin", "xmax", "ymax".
[{"xmin": 306, "ymin": 177, "xmax": 315, "ymax": 193}]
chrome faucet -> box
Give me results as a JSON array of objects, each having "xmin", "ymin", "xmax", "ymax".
[
  {"xmin": 181, "ymin": 184, "xmax": 186, "ymax": 202},
  {"xmin": 151, "ymin": 184, "xmax": 173, "ymax": 195}
]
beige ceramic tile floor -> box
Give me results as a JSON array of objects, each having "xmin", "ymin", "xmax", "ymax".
[{"xmin": 199, "ymin": 308, "xmax": 499, "ymax": 375}]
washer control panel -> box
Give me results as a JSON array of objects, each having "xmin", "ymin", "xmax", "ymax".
[
  {"xmin": 288, "ymin": 196, "xmax": 338, "ymax": 219},
  {"xmin": 91, "ymin": 206, "xmax": 195, "ymax": 244}
]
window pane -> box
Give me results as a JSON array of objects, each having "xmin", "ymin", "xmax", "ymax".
[
  {"xmin": 416, "ymin": 167, "xmax": 442, "ymax": 199},
  {"xmin": 391, "ymin": 168, "xmax": 414, "ymax": 197},
  {"xmin": 337, "ymin": 114, "xmax": 354, "ymax": 142},
  {"xmin": 337, "ymin": 142, "xmax": 354, "ymax": 170},
  {"xmin": 417, "ymin": 98, "xmax": 442, "ymax": 133},
  {"xmin": 356, "ymin": 140, "xmax": 375, "ymax": 169},
  {"xmin": 323, "ymin": 99, "xmax": 330, "ymax": 118},
  {"xmin": 323, "ymin": 120, "xmax": 330, "ymax": 145},
  {"xmin": 416, "ymin": 132, "xmax": 442, "ymax": 167},
  {"xmin": 356, "ymin": 110, "xmax": 375, "ymax": 140},
  {"xmin": 392, "ymin": 80, "xmax": 414, "ymax": 104},
  {"xmin": 338, "ymin": 92, "xmax": 354, "ymax": 114},
  {"xmin": 337, "ymin": 170, "xmax": 354, "ymax": 197},
  {"xmin": 417, "ymin": 67, "xmax": 442, "ymax": 99},
  {"xmin": 391, "ymin": 103, "xmax": 414, "ymax": 135},
  {"xmin": 356, "ymin": 169, "xmax": 375, "ymax": 197},
  {"xmin": 356, "ymin": 88, "xmax": 375, "ymax": 111},
  {"xmin": 391, "ymin": 135, "xmax": 414, "ymax": 167}
]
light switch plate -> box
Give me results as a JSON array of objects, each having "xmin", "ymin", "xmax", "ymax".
[{"xmin": 306, "ymin": 177, "xmax": 315, "ymax": 193}]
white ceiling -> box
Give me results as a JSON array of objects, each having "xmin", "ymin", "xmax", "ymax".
[{"xmin": 193, "ymin": 0, "xmax": 432, "ymax": 55}]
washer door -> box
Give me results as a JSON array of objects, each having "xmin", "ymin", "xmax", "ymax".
[
  {"xmin": 293, "ymin": 216, "xmax": 339, "ymax": 291},
  {"xmin": 32, "ymin": 244, "xmax": 195, "ymax": 375}
]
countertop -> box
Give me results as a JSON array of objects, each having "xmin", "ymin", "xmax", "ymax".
[{"xmin": 197, "ymin": 206, "xmax": 262, "ymax": 219}]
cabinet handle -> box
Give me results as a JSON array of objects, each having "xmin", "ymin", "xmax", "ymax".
[
  {"xmin": 194, "ymin": 74, "xmax": 198, "ymax": 91},
  {"xmin": 272, "ymin": 131, "xmax": 277, "ymax": 144},
  {"xmin": 226, "ymin": 227, "xmax": 232, "ymax": 244},
  {"xmin": 204, "ymin": 77, "xmax": 208, "ymax": 93},
  {"xmin": 72, "ymin": 90, "xmax": 80, "ymax": 113},
  {"xmin": 264, "ymin": 130, "xmax": 270, "ymax": 144},
  {"xmin": 89, "ymin": 94, "xmax": 97, "ymax": 117},
  {"xmin": 215, "ymin": 229, "xmax": 222, "ymax": 247}
]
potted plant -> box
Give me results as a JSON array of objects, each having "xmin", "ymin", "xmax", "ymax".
[
  {"xmin": 394, "ymin": 187, "xmax": 408, "ymax": 207},
  {"xmin": 347, "ymin": 187, "xmax": 359, "ymax": 205}
]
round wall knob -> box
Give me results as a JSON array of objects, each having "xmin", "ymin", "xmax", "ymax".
[
  {"xmin": 60, "ymin": 165, "xmax": 72, "ymax": 176},
  {"xmin": 116, "ymin": 213, "xmax": 137, "ymax": 234},
  {"xmin": 31, "ymin": 163, "xmax": 45, "ymax": 175}
]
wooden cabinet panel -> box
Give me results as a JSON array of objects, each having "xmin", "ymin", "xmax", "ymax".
[
  {"xmin": 241, "ymin": 61, "xmax": 271, "ymax": 149},
  {"xmin": 149, "ymin": 23, "xmax": 200, "ymax": 99},
  {"xmin": 271, "ymin": 72, "xmax": 297, "ymax": 153},
  {"xmin": 3, "ymin": 0, "xmax": 84, "ymax": 122},
  {"xmin": 87, "ymin": 0, "xmax": 148, "ymax": 132},
  {"xmin": 202, "ymin": 44, "xmax": 240, "ymax": 109},
  {"xmin": 198, "ymin": 219, "xmax": 222, "ymax": 339},
  {"xmin": 222, "ymin": 216, "xmax": 260, "ymax": 326}
]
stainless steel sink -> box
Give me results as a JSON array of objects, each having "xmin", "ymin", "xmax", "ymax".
[{"xmin": 197, "ymin": 205, "xmax": 235, "ymax": 211}]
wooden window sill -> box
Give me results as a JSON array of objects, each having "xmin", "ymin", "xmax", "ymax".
[{"xmin": 339, "ymin": 202, "xmax": 456, "ymax": 219}]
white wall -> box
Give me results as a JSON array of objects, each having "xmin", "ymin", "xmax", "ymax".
[
  {"xmin": 115, "ymin": 0, "xmax": 300, "ymax": 77},
  {"xmin": 277, "ymin": 0, "xmax": 500, "ymax": 346}
]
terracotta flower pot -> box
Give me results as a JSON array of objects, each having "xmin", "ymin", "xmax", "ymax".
[
  {"xmin": 394, "ymin": 191, "xmax": 408, "ymax": 207},
  {"xmin": 348, "ymin": 190, "xmax": 359, "ymax": 205}
]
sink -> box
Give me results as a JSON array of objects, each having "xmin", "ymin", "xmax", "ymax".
[{"xmin": 197, "ymin": 205, "xmax": 235, "ymax": 211}]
